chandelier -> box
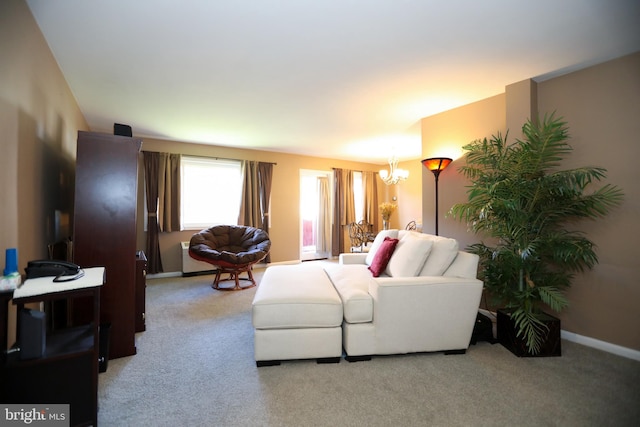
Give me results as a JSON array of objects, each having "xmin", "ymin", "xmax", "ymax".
[{"xmin": 379, "ymin": 156, "xmax": 409, "ymax": 185}]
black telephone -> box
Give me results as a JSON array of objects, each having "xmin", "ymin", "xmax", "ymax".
[{"xmin": 25, "ymin": 260, "xmax": 85, "ymax": 282}]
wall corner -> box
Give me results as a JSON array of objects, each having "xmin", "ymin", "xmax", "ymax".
[{"xmin": 506, "ymin": 79, "xmax": 538, "ymax": 139}]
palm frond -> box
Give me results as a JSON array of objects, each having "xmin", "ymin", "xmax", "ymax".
[
  {"xmin": 511, "ymin": 308, "xmax": 549, "ymax": 355},
  {"xmin": 537, "ymin": 286, "xmax": 569, "ymax": 313},
  {"xmin": 518, "ymin": 112, "xmax": 571, "ymax": 171}
]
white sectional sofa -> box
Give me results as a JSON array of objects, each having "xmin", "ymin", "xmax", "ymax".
[{"xmin": 251, "ymin": 230, "xmax": 483, "ymax": 365}]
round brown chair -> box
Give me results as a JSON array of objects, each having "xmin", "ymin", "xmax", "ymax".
[{"xmin": 188, "ymin": 225, "xmax": 271, "ymax": 291}]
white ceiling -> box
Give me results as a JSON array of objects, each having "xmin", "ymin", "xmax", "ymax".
[{"xmin": 26, "ymin": 0, "xmax": 640, "ymax": 164}]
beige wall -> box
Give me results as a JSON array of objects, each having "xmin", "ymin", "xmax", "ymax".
[
  {"xmin": 0, "ymin": 0, "xmax": 88, "ymax": 267},
  {"xmin": 395, "ymin": 159, "xmax": 424, "ymax": 230},
  {"xmin": 506, "ymin": 78, "xmax": 538, "ymax": 139},
  {"xmin": 1, "ymin": 0, "xmax": 88, "ymax": 347},
  {"xmin": 138, "ymin": 138, "xmax": 417, "ymax": 271},
  {"xmin": 536, "ymin": 53, "xmax": 640, "ymax": 350},
  {"xmin": 420, "ymin": 52, "xmax": 640, "ymax": 351}
]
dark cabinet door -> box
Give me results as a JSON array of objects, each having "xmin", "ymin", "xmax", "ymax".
[{"xmin": 73, "ymin": 131, "xmax": 142, "ymax": 359}]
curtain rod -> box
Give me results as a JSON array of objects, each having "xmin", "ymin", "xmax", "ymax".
[
  {"xmin": 142, "ymin": 150, "xmax": 276, "ymax": 165},
  {"xmin": 331, "ymin": 167, "xmax": 372, "ymax": 173}
]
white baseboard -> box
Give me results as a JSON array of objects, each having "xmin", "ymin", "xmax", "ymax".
[
  {"xmin": 561, "ymin": 330, "xmax": 640, "ymax": 362},
  {"xmin": 478, "ymin": 309, "xmax": 639, "ymax": 361},
  {"xmin": 147, "ymin": 271, "xmax": 183, "ymax": 279}
]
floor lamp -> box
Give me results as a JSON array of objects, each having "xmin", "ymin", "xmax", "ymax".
[{"xmin": 421, "ymin": 157, "xmax": 452, "ymax": 236}]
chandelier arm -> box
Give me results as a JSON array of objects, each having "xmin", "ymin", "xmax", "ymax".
[{"xmin": 380, "ymin": 156, "xmax": 408, "ymax": 185}]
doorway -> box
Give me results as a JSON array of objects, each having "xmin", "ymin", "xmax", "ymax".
[{"xmin": 300, "ymin": 170, "xmax": 332, "ymax": 261}]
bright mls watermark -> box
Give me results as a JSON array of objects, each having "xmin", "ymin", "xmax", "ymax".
[{"xmin": 0, "ymin": 405, "xmax": 69, "ymax": 426}]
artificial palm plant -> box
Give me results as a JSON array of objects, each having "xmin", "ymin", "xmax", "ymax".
[{"xmin": 449, "ymin": 113, "xmax": 623, "ymax": 355}]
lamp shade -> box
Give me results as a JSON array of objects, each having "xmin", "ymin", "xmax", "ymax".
[{"xmin": 421, "ymin": 157, "xmax": 452, "ymax": 172}]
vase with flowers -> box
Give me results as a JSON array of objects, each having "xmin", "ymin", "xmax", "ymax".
[{"xmin": 379, "ymin": 202, "xmax": 397, "ymax": 230}]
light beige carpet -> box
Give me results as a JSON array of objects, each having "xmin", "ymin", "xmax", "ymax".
[{"xmin": 98, "ymin": 265, "xmax": 640, "ymax": 426}]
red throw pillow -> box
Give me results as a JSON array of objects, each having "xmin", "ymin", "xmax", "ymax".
[{"xmin": 368, "ymin": 237, "xmax": 399, "ymax": 277}]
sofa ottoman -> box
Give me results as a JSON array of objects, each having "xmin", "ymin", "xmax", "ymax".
[{"xmin": 252, "ymin": 264, "xmax": 343, "ymax": 366}]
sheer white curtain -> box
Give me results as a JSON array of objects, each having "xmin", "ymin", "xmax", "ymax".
[{"xmin": 316, "ymin": 176, "xmax": 331, "ymax": 253}]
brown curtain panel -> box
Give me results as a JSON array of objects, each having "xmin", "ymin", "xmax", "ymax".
[
  {"xmin": 258, "ymin": 162, "xmax": 273, "ymax": 262},
  {"xmin": 258, "ymin": 162, "xmax": 273, "ymax": 231},
  {"xmin": 238, "ymin": 160, "xmax": 262, "ymax": 228},
  {"xmin": 332, "ymin": 168, "xmax": 356, "ymax": 256},
  {"xmin": 332, "ymin": 169, "xmax": 343, "ymax": 256},
  {"xmin": 344, "ymin": 171, "xmax": 356, "ymax": 226},
  {"xmin": 161, "ymin": 153, "xmax": 181, "ymax": 232},
  {"xmin": 157, "ymin": 153, "xmax": 168, "ymax": 231},
  {"xmin": 362, "ymin": 170, "xmax": 379, "ymax": 231},
  {"xmin": 170, "ymin": 153, "xmax": 181, "ymax": 231},
  {"xmin": 142, "ymin": 151, "xmax": 163, "ymax": 273}
]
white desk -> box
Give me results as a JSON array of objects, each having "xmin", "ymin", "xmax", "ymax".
[{"xmin": 13, "ymin": 267, "xmax": 105, "ymax": 299}]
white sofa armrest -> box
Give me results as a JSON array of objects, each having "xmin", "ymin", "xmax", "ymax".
[
  {"xmin": 339, "ymin": 253, "xmax": 368, "ymax": 265},
  {"xmin": 367, "ymin": 276, "xmax": 483, "ymax": 354}
]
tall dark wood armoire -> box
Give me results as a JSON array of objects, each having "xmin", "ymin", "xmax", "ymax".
[{"xmin": 73, "ymin": 131, "xmax": 142, "ymax": 359}]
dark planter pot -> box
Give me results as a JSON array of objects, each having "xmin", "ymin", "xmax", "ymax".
[{"xmin": 497, "ymin": 309, "xmax": 561, "ymax": 357}]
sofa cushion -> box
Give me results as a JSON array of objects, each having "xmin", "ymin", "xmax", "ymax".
[
  {"xmin": 324, "ymin": 264, "xmax": 373, "ymax": 323},
  {"xmin": 443, "ymin": 251, "xmax": 479, "ymax": 279},
  {"xmin": 365, "ymin": 229, "xmax": 399, "ymax": 266},
  {"xmin": 368, "ymin": 237, "xmax": 398, "ymax": 277},
  {"xmin": 419, "ymin": 235, "xmax": 459, "ymax": 276},
  {"xmin": 252, "ymin": 264, "xmax": 343, "ymax": 329},
  {"xmin": 385, "ymin": 232, "xmax": 434, "ymax": 277}
]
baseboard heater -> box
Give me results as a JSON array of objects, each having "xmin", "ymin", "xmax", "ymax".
[{"xmin": 181, "ymin": 241, "xmax": 216, "ymax": 276}]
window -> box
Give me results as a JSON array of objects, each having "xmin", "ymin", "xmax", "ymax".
[{"xmin": 180, "ymin": 156, "xmax": 243, "ymax": 230}]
